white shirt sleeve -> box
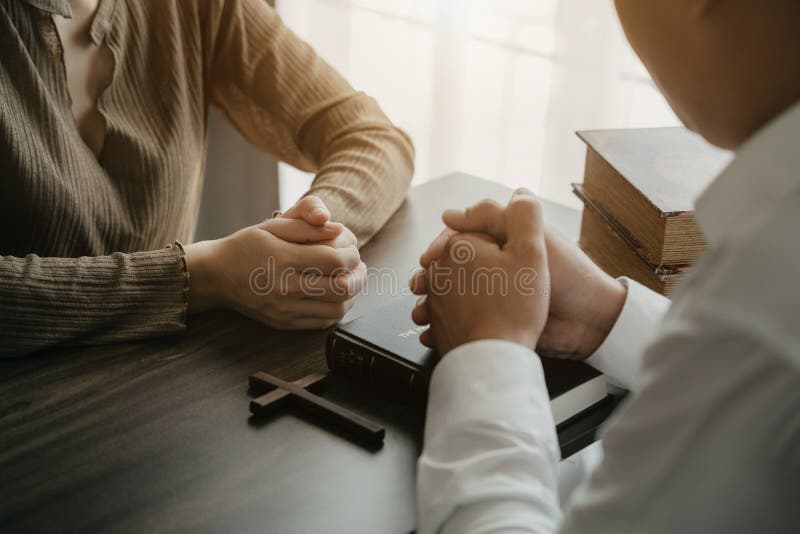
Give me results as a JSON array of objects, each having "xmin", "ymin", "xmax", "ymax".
[
  {"xmin": 416, "ymin": 340, "xmax": 561, "ymax": 534},
  {"xmin": 584, "ymin": 278, "xmax": 670, "ymax": 391},
  {"xmin": 416, "ymin": 280, "xmax": 670, "ymax": 534}
]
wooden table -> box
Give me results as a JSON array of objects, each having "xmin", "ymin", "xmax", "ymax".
[{"xmin": 0, "ymin": 173, "xmax": 614, "ymax": 534}]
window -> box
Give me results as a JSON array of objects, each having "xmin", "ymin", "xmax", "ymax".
[{"xmin": 278, "ymin": 0, "xmax": 679, "ymax": 208}]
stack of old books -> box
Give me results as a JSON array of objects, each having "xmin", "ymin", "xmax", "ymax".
[{"xmin": 573, "ymin": 127, "xmax": 732, "ymax": 295}]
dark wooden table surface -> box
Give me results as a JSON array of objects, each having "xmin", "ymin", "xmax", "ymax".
[{"xmin": 0, "ymin": 173, "xmax": 602, "ymax": 534}]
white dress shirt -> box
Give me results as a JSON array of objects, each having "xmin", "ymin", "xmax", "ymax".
[{"xmin": 417, "ymin": 101, "xmax": 800, "ymax": 534}]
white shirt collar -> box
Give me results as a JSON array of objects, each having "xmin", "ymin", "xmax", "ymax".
[{"xmin": 695, "ymin": 99, "xmax": 800, "ymax": 244}]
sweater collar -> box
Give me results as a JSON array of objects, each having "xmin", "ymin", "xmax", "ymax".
[
  {"xmin": 20, "ymin": 0, "xmax": 71, "ymax": 17},
  {"xmin": 20, "ymin": 0, "xmax": 117, "ymax": 45}
]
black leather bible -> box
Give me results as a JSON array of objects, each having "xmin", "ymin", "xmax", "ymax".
[{"xmin": 326, "ymin": 297, "xmax": 609, "ymax": 424}]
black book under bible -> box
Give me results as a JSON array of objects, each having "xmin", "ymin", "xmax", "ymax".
[{"xmin": 326, "ymin": 297, "xmax": 610, "ymax": 425}]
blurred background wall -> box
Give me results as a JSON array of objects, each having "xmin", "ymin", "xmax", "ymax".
[
  {"xmin": 195, "ymin": 0, "xmax": 279, "ymax": 241},
  {"xmin": 195, "ymin": 109, "xmax": 279, "ymax": 241}
]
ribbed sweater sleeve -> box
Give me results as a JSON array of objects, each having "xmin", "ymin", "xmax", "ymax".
[
  {"xmin": 204, "ymin": 0, "xmax": 415, "ymax": 245},
  {"xmin": 0, "ymin": 246, "xmax": 189, "ymax": 358}
]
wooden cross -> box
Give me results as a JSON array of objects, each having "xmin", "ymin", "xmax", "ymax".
[{"xmin": 249, "ymin": 371, "xmax": 385, "ymax": 448}]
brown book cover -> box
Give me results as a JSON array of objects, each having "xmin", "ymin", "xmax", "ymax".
[
  {"xmin": 574, "ymin": 184, "xmax": 688, "ymax": 295},
  {"xmin": 327, "ymin": 296, "xmax": 609, "ymax": 425},
  {"xmin": 577, "ymin": 127, "xmax": 731, "ymax": 266}
]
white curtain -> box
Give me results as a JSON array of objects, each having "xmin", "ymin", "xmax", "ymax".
[{"xmin": 277, "ymin": 0, "xmax": 679, "ymax": 209}]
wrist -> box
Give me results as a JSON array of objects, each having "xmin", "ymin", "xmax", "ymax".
[
  {"xmin": 581, "ymin": 276, "xmax": 627, "ymax": 356},
  {"xmin": 184, "ymin": 240, "xmax": 225, "ymax": 314},
  {"xmin": 452, "ymin": 324, "xmax": 539, "ymax": 355}
]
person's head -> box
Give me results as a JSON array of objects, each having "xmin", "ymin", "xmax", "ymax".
[{"xmin": 614, "ymin": 0, "xmax": 800, "ymax": 149}]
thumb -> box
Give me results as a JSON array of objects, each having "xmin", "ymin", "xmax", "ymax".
[
  {"xmin": 504, "ymin": 188, "xmax": 545, "ymax": 253},
  {"xmin": 260, "ymin": 218, "xmax": 343, "ymax": 244},
  {"xmin": 441, "ymin": 199, "xmax": 507, "ymax": 243},
  {"xmin": 281, "ymin": 195, "xmax": 331, "ymax": 225}
]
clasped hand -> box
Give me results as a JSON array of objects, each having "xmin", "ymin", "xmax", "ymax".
[
  {"xmin": 186, "ymin": 196, "xmax": 366, "ymax": 330},
  {"xmin": 410, "ymin": 188, "xmax": 627, "ymax": 359}
]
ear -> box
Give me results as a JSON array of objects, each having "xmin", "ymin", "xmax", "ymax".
[{"xmin": 689, "ymin": 0, "xmax": 719, "ymax": 18}]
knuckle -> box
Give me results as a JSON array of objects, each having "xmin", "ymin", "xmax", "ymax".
[
  {"xmin": 271, "ymin": 301, "xmax": 289, "ymax": 316},
  {"xmin": 262, "ymin": 309, "xmax": 282, "ymax": 325},
  {"xmin": 346, "ymin": 250, "xmax": 362, "ymax": 269},
  {"xmin": 332, "ymin": 302, "xmax": 348, "ymax": 318},
  {"xmin": 329, "ymin": 280, "xmax": 348, "ymax": 300},
  {"xmin": 511, "ymin": 195, "xmax": 541, "ymax": 212},
  {"xmin": 466, "ymin": 198, "xmax": 499, "ymax": 217},
  {"xmin": 341, "ymin": 229, "xmax": 358, "ymax": 246},
  {"xmin": 327, "ymin": 291, "xmax": 346, "ymax": 303},
  {"xmin": 275, "ymin": 259, "xmax": 293, "ymax": 276},
  {"xmin": 242, "ymin": 225, "xmax": 262, "ymax": 241},
  {"xmin": 334, "ymin": 283, "xmax": 355, "ymax": 300},
  {"xmin": 326, "ymin": 250, "xmax": 347, "ymax": 271},
  {"xmin": 439, "ymin": 238, "xmax": 461, "ymax": 266},
  {"xmin": 442, "ymin": 235, "xmax": 457, "ymax": 255},
  {"xmin": 512, "ymin": 237, "xmax": 545, "ymax": 257},
  {"xmin": 283, "ymin": 277, "xmax": 300, "ymax": 295},
  {"xmin": 349, "ymin": 281, "xmax": 363, "ymax": 298},
  {"xmin": 261, "ymin": 290, "xmax": 279, "ymax": 303},
  {"xmin": 477, "ymin": 198, "xmax": 500, "ymax": 210},
  {"xmin": 273, "ymin": 252, "xmax": 290, "ymax": 271},
  {"xmin": 302, "ymin": 195, "xmax": 325, "ymax": 211}
]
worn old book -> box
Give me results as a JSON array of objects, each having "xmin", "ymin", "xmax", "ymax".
[
  {"xmin": 574, "ymin": 184, "xmax": 687, "ymax": 295},
  {"xmin": 578, "ymin": 127, "xmax": 732, "ymax": 266},
  {"xmin": 326, "ymin": 297, "xmax": 609, "ymax": 425}
]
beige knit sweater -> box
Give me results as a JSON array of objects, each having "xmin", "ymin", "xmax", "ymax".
[{"xmin": 0, "ymin": 0, "xmax": 415, "ymax": 357}]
